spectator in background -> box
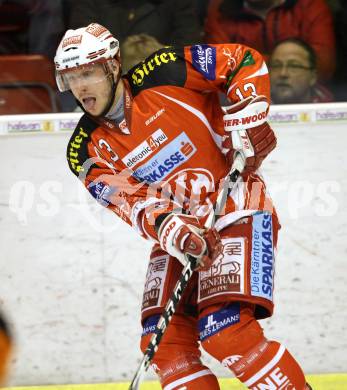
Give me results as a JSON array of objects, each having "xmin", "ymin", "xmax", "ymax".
[
  {"xmin": 269, "ymin": 38, "xmax": 333, "ymax": 104},
  {"xmin": 121, "ymin": 34, "xmax": 164, "ymax": 73},
  {"xmin": 326, "ymin": 0, "xmax": 347, "ymax": 101},
  {"xmin": 204, "ymin": 0, "xmax": 336, "ymax": 82},
  {"xmin": 67, "ymin": 0, "xmax": 202, "ymax": 47},
  {"xmin": 0, "ymin": 0, "xmax": 65, "ymax": 58}
]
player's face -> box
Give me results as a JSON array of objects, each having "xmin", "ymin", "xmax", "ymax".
[
  {"xmin": 269, "ymin": 42, "xmax": 317, "ymax": 104},
  {"xmin": 66, "ymin": 63, "xmax": 114, "ymax": 116}
]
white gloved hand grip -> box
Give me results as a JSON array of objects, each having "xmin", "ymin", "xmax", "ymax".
[{"xmin": 231, "ymin": 129, "xmax": 254, "ymax": 158}]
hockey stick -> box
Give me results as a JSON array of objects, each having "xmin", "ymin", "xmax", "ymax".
[{"xmin": 129, "ymin": 152, "xmax": 245, "ymax": 390}]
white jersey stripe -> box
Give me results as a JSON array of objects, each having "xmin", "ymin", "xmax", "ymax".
[
  {"xmin": 242, "ymin": 344, "xmax": 286, "ymax": 387},
  {"xmin": 151, "ymin": 90, "xmax": 223, "ymax": 148},
  {"xmin": 244, "ymin": 61, "xmax": 269, "ymax": 81},
  {"xmin": 163, "ymin": 368, "xmax": 213, "ymax": 390}
]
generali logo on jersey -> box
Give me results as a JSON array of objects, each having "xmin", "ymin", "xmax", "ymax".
[
  {"xmin": 199, "ymin": 238, "xmax": 245, "ymax": 301},
  {"xmin": 142, "ymin": 256, "xmax": 168, "ymax": 311},
  {"xmin": 122, "ymin": 129, "xmax": 168, "ymax": 169},
  {"xmin": 131, "ymin": 50, "xmax": 178, "ymax": 86}
]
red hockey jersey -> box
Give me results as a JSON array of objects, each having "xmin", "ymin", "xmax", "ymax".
[{"xmin": 67, "ymin": 43, "xmax": 276, "ymax": 242}]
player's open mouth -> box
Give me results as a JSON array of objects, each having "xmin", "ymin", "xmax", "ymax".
[{"xmin": 82, "ymin": 97, "xmax": 96, "ymax": 111}]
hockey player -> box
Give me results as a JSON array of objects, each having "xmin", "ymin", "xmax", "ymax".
[{"xmin": 55, "ymin": 23, "xmax": 312, "ymax": 390}]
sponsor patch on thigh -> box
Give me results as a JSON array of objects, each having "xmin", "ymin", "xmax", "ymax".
[
  {"xmin": 142, "ymin": 314, "xmax": 160, "ymax": 337},
  {"xmin": 198, "ymin": 237, "xmax": 245, "ymax": 303},
  {"xmin": 142, "ymin": 254, "xmax": 169, "ymax": 312},
  {"xmin": 250, "ymin": 212, "xmax": 274, "ymax": 301},
  {"xmin": 199, "ymin": 303, "xmax": 240, "ymax": 341}
]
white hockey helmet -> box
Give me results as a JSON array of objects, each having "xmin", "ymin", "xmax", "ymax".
[{"xmin": 54, "ymin": 23, "xmax": 120, "ymax": 92}]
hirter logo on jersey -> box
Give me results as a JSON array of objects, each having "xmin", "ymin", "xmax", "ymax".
[
  {"xmin": 131, "ymin": 50, "xmax": 178, "ymax": 87},
  {"xmin": 191, "ymin": 44, "xmax": 216, "ymax": 80}
]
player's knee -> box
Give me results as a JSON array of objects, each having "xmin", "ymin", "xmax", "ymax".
[
  {"xmin": 140, "ymin": 314, "xmax": 220, "ymax": 389},
  {"xmin": 141, "ymin": 326, "xmax": 217, "ymax": 389},
  {"xmin": 199, "ymin": 303, "xmax": 306, "ymax": 389},
  {"xmin": 233, "ymin": 340, "xmax": 306, "ymax": 389}
]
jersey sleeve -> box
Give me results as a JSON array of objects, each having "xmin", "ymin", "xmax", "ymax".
[
  {"xmin": 67, "ymin": 116, "xmax": 179, "ymax": 242},
  {"xmin": 183, "ymin": 43, "xmax": 270, "ymax": 105},
  {"xmin": 83, "ymin": 162, "xmax": 177, "ymax": 241}
]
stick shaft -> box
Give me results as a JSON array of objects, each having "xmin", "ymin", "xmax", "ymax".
[{"xmin": 129, "ymin": 153, "xmax": 245, "ymax": 390}]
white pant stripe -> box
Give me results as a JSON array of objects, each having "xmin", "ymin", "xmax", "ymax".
[
  {"xmin": 163, "ymin": 368, "xmax": 213, "ymax": 390},
  {"xmin": 243, "ymin": 344, "xmax": 286, "ymax": 387}
]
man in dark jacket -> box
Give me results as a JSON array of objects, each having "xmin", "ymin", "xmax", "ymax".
[
  {"xmin": 205, "ymin": 0, "xmax": 336, "ymax": 81},
  {"xmin": 269, "ymin": 38, "xmax": 334, "ymax": 104},
  {"xmin": 67, "ymin": 0, "xmax": 202, "ymax": 47}
]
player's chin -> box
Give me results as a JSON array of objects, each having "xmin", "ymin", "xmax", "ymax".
[{"xmin": 83, "ymin": 101, "xmax": 104, "ymax": 116}]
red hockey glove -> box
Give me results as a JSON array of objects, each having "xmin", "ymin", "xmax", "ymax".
[
  {"xmin": 223, "ymin": 95, "xmax": 277, "ymax": 173},
  {"xmin": 156, "ymin": 213, "xmax": 223, "ymax": 271}
]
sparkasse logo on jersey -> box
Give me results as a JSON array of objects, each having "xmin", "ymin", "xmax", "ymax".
[
  {"xmin": 122, "ymin": 129, "xmax": 168, "ymax": 169},
  {"xmin": 132, "ymin": 132, "xmax": 196, "ymax": 183},
  {"xmin": 250, "ymin": 213, "xmax": 274, "ymax": 301},
  {"xmin": 131, "ymin": 50, "xmax": 178, "ymax": 86}
]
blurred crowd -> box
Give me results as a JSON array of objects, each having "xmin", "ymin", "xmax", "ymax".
[{"xmin": 0, "ymin": 0, "xmax": 346, "ymax": 113}]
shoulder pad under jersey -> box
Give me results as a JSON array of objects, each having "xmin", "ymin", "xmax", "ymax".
[
  {"xmin": 66, "ymin": 114, "xmax": 98, "ymax": 177},
  {"xmin": 125, "ymin": 46, "xmax": 187, "ymax": 96}
]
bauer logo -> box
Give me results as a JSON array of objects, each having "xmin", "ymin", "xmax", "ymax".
[
  {"xmin": 191, "ymin": 44, "xmax": 216, "ymax": 80},
  {"xmin": 198, "ymin": 303, "xmax": 240, "ymax": 341},
  {"xmin": 250, "ymin": 213, "xmax": 274, "ymax": 301},
  {"xmin": 132, "ymin": 132, "xmax": 196, "ymax": 183},
  {"xmin": 122, "ymin": 129, "xmax": 168, "ymax": 169}
]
